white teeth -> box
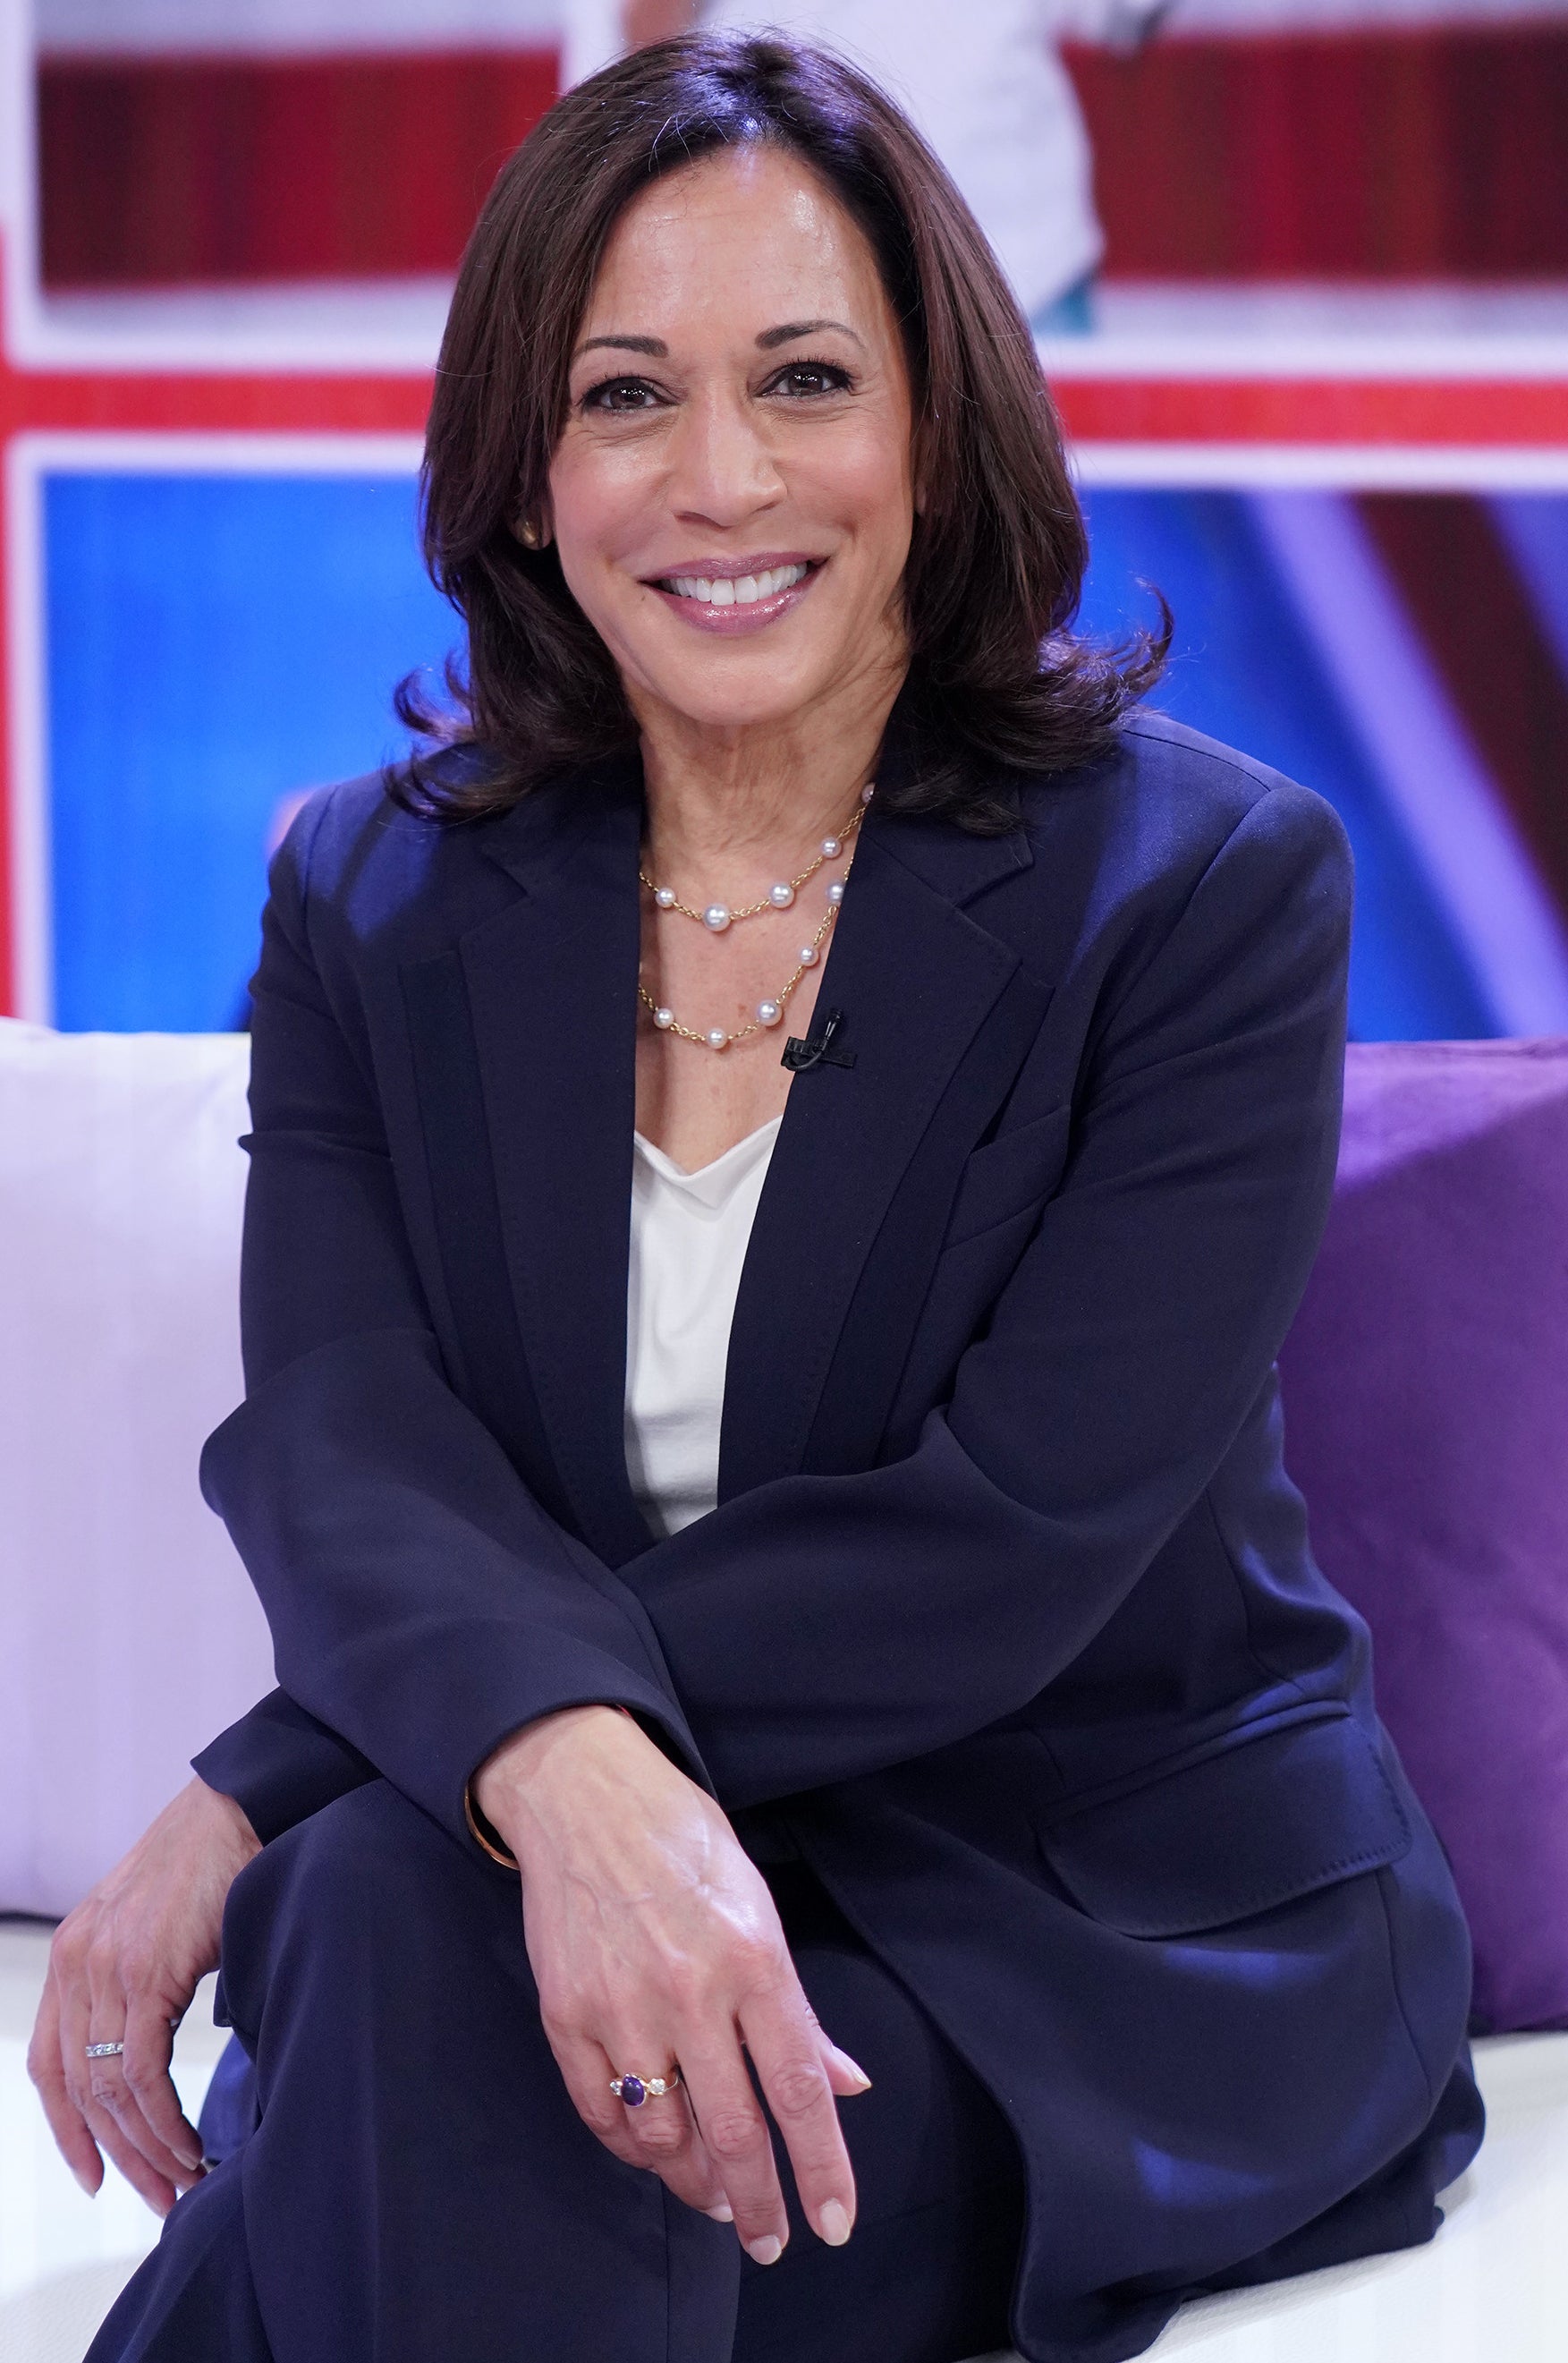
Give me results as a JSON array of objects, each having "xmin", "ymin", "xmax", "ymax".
[{"xmin": 664, "ymin": 563, "xmax": 809, "ymax": 605}]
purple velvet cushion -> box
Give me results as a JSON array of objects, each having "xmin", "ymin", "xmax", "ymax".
[{"xmin": 1277, "ymin": 1039, "xmax": 1568, "ymax": 2033}]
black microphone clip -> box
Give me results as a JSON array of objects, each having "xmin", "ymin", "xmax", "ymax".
[{"xmin": 781, "ymin": 1007, "xmax": 857, "ymax": 1073}]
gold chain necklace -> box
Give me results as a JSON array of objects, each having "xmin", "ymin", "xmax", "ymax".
[
  {"xmin": 638, "ymin": 790, "xmax": 868, "ymax": 930},
  {"xmin": 638, "ymin": 786, "xmax": 870, "ymax": 1053}
]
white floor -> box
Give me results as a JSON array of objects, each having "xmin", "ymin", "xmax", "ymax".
[{"xmin": 4, "ymin": 1917, "xmax": 1566, "ymax": 2362}]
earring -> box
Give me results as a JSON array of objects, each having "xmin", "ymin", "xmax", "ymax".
[{"xmin": 517, "ymin": 517, "xmax": 542, "ymax": 549}]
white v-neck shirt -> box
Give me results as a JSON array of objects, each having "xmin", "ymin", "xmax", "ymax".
[{"xmin": 624, "ymin": 1117, "xmax": 782, "ymax": 1538}]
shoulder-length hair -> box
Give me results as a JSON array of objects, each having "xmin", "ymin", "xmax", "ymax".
[{"xmin": 394, "ymin": 31, "xmax": 1164, "ymax": 832}]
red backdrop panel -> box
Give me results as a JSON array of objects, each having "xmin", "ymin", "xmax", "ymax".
[
  {"xmin": 1064, "ymin": 26, "xmax": 1568, "ymax": 279},
  {"xmin": 31, "ymin": 27, "xmax": 1568, "ymax": 285},
  {"xmin": 38, "ymin": 48, "xmax": 557, "ymax": 286}
]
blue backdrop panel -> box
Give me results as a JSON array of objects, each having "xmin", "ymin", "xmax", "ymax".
[
  {"xmin": 1075, "ymin": 488, "xmax": 1493, "ymax": 1043},
  {"xmin": 46, "ymin": 471, "xmax": 455, "ymax": 1032}
]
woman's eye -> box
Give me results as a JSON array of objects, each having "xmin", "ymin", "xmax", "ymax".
[
  {"xmin": 767, "ymin": 361, "xmax": 853, "ymax": 398},
  {"xmin": 582, "ymin": 377, "xmax": 664, "ymax": 413}
]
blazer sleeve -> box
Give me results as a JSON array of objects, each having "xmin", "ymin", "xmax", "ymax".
[
  {"xmin": 197, "ymin": 803, "xmax": 706, "ymax": 1847},
  {"xmin": 628, "ymin": 778, "xmax": 1353, "ymax": 1806}
]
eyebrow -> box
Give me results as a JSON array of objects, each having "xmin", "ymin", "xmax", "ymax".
[
  {"xmin": 572, "ymin": 318, "xmax": 865, "ymax": 364},
  {"xmin": 756, "ymin": 319, "xmax": 863, "ymax": 350},
  {"xmin": 574, "ymin": 334, "xmax": 668, "ymax": 360}
]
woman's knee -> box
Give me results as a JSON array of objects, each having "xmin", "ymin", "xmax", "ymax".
[{"xmin": 220, "ymin": 1781, "xmax": 512, "ymax": 2042}]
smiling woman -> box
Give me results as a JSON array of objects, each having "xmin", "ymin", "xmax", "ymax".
[{"xmin": 44, "ymin": 31, "xmax": 1480, "ymax": 2363}]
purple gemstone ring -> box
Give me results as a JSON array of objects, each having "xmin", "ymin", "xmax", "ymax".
[{"xmin": 610, "ymin": 2066, "xmax": 682, "ymax": 2108}]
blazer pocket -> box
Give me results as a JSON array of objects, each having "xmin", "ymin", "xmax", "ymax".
[
  {"xmin": 943, "ymin": 1102, "xmax": 1073, "ymax": 1250},
  {"xmin": 1034, "ymin": 1710, "xmax": 1412, "ymax": 1940}
]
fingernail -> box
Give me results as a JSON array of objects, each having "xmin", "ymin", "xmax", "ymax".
[
  {"xmin": 818, "ymin": 2198, "xmax": 852, "ymax": 2246},
  {"xmin": 177, "ymin": 2147, "xmax": 203, "ymax": 2173},
  {"xmin": 72, "ymin": 2168, "xmax": 96, "ymax": 2197},
  {"xmin": 835, "ymin": 2048, "xmax": 873, "ymax": 2091},
  {"xmin": 705, "ymin": 2203, "xmax": 733, "ymax": 2223},
  {"xmin": 746, "ymin": 2234, "xmax": 783, "ymax": 2266}
]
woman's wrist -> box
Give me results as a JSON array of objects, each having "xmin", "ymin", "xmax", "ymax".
[{"xmin": 469, "ymin": 1704, "xmax": 638, "ymax": 1863}]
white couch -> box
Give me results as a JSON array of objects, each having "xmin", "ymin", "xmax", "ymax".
[
  {"xmin": 0, "ymin": 1020, "xmax": 272, "ymax": 1919},
  {"xmin": 2, "ymin": 1020, "xmax": 1564, "ymax": 2359}
]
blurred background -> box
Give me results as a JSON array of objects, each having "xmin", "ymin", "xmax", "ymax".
[{"xmin": 2, "ymin": 0, "xmax": 1566, "ymax": 1043}]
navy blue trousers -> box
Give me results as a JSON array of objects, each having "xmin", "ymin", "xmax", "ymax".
[{"xmin": 88, "ymin": 1782, "xmax": 1027, "ymax": 2363}]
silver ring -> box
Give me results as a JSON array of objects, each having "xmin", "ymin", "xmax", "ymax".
[
  {"xmin": 84, "ymin": 2042, "xmax": 124, "ymax": 2060},
  {"xmin": 610, "ymin": 2066, "xmax": 682, "ymax": 2107}
]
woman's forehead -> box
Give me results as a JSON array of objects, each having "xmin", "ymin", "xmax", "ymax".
[{"xmin": 581, "ymin": 149, "xmax": 887, "ymax": 340}]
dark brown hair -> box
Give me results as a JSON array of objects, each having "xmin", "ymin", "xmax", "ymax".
[{"xmin": 393, "ymin": 32, "xmax": 1165, "ymax": 831}]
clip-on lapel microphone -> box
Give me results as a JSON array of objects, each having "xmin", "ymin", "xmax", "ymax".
[{"xmin": 781, "ymin": 1007, "xmax": 857, "ymax": 1073}]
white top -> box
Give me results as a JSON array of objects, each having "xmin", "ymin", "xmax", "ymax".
[{"xmin": 624, "ymin": 1117, "xmax": 782, "ymax": 1538}]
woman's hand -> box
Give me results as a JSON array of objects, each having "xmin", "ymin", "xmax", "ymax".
[
  {"xmin": 476, "ymin": 1705, "xmax": 870, "ymax": 2265},
  {"xmin": 28, "ymin": 1777, "xmax": 260, "ymax": 2215}
]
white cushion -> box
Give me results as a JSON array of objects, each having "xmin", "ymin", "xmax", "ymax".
[{"xmin": 0, "ymin": 1021, "xmax": 273, "ymax": 1917}]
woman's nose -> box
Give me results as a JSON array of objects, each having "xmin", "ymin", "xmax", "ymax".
[{"xmin": 666, "ymin": 389, "xmax": 785, "ymax": 528}]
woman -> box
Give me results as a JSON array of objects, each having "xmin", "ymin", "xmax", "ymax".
[{"xmin": 34, "ymin": 35, "xmax": 1480, "ymax": 2363}]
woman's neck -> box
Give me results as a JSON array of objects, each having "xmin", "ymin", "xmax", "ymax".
[{"xmin": 635, "ymin": 670, "xmax": 905, "ymax": 888}]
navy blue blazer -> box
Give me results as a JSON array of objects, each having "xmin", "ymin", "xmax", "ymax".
[{"xmin": 196, "ymin": 711, "xmax": 1476, "ymax": 2352}]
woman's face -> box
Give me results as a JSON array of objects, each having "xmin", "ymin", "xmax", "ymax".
[{"xmin": 548, "ymin": 144, "xmax": 917, "ymax": 739}]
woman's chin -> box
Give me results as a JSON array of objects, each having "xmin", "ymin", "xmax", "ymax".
[{"xmin": 631, "ymin": 654, "xmax": 854, "ymax": 740}]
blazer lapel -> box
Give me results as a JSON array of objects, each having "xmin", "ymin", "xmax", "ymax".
[
  {"xmin": 718, "ymin": 800, "xmax": 1048, "ymax": 1499},
  {"xmin": 453, "ymin": 759, "xmax": 655, "ymax": 1568}
]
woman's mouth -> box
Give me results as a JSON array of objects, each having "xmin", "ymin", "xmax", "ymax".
[
  {"xmin": 644, "ymin": 557, "xmax": 822, "ymax": 634},
  {"xmin": 660, "ymin": 561, "xmax": 810, "ymax": 607}
]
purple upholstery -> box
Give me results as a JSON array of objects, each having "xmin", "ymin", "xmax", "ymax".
[{"xmin": 1278, "ymin": 1039, "xmax": 1568, "ymax": 2034}]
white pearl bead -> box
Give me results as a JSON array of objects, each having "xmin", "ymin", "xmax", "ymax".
[
  {"xmin": 860, "ymin": 784, "xmax": 874, "ymax": 803},
  {"xmin": 756, "ymin": 999, "xmax": 782, "ymax": 1027},
  {"xmin": 702, "ymin": 903, "xmax": 732, "ymax": 932},
  {"xmin": 655, "ymin": 886, "xmax": 675, "ymax": 909},
  {"xmin": 826, "ymin": 880, "xmax": 845, "ymax": 905},
  {"xmin": 653, "ymin": 1006, "xmax": 674, "ymax": 1029},
  {"xmin": 768, "ymin": 882, "xmax": 795, "ymax": 908},
  {"xmin": 799, "ymin": 944, "xmax": 819, "ymax": 967},
  {"xmin": 706, "ymin": 1028, "xmax": 730, "ymax": 1051},
  {"xmin": 820, "ymin": 837, "xmax": 841, "ymax": 859}
]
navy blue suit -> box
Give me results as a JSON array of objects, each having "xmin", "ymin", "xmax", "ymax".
[{"xmin": 96, "ymin": 713, "xmax": 1479, "ymax": 2363}]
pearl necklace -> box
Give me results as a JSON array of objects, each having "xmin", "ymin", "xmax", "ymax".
[
  {"xmin": 639, "ymin": 787, "xmax": 869, "ymax": 931},
  {"xmin": 638, "ymin": 786, "xmax": 870, "ymax": 1054}
]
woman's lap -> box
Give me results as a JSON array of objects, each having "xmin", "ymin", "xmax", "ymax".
[
  {"xmin": 92, "ymin": 1776, "xmax": 1476, "ymax": 2363},
  {"xmin": 97, "ymin": 1779, "xmax": 1024, "ymax": 2363}
]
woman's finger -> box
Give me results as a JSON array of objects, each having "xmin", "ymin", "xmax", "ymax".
[
  {"xmin": 742, "ymin": 1986, "xmax": 858, "ymax": 2250},
  {"xmin": 26, "ymin": 1974, "xmax": 103, "ymax": 2197},
  {"xmin": 83, "ymin": 1953, "xmax": 202, "ymax": 2189},
  {"xmin": 58, "ymin": 1978, "xmax": 178, "ymax": 2216},
  {"xmin": 547, "ymin": 2022, "xmax": 727, "ymax": 2216},
  {"xmin": 817, "ymin": 2032, "xmax": 874, "ymax": 2099},
  {"xmin": 120, "ymin": 1997, "xmax": 206, "ymax": 2179},
  {"xmin": 609, "ymin": 2034, "xmax": 732, "ymax": 2217},
  {"xmin": 544, "ymin": 2025, "xmax": 647, "ymax": 2169},
  {"xmin": 677, "ymin": 2026, "xmax": 791, "ymax": 2263},
  {"xmin": 569, "ymin": 2023, "xmax": 731, "ymax": 2216}
]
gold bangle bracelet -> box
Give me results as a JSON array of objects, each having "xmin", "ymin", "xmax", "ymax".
[
  {"xmin": 464, "ymin": 1707, "xmax": 639, "ymax": 1868},
  {"xmin": 463, "ymin": 1780, "xmax": 519, "ymax": 1870}
]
